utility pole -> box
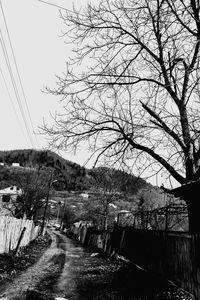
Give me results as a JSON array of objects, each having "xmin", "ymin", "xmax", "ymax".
[
  {"xmin": 55, "ymin": 200, "xmax": 62, "ymax": 226},
  {"xmin": 60, "ymin": 199, "xmax": 66, "ymax": 231},
  {"xmin": 41, "ymin": 170, "xmax": 54, "ymax": 235}
]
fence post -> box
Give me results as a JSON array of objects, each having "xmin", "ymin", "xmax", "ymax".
[{"xmin": 14, "ymin": 227, "xmax": 26, "ymax": 255}]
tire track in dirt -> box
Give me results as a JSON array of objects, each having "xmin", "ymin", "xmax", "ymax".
[
  {"xmin": 0, "ymin": 231, "xmax": 67, "ymax": 300},
  {"xmin": 34, "ymin": 232, "xmax": 83, "ymax": 299}
]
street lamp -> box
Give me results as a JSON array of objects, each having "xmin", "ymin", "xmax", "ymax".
[
  {"xmin": 55, "ymin": 200, "xmax": 62, "ymax": 226},
  {"xmin": 41, "ymin": 171, "xmax": 57, "ymax": 235}
]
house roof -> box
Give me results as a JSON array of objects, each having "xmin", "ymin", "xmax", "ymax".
[
  {"xmin": 169, "ymin": 180, "xmax": 200, "ymax": 198},
  {"xmin": 0, "ymin": 186, "xmax": 22, "ymax": 195}
]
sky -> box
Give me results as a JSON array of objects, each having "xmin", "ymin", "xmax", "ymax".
[
  {"xmin": 0, "ymin": 0, "xmax": 179, "ymax": 188},
  {"xmin": 0, "ymin": 0, "xmax": 94, "ymax": 165}
]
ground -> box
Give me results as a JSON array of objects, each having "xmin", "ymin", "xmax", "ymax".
[
  {"xmin": 0, "ymin": 230, "xmax": 196, "ymax": 300},
  {"xmin": 0, "ymin": 233, "xmax": 51, "ymax": 290}
]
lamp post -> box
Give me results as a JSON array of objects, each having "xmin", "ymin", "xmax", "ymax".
[
  {"xmin": 55, "ymin": 200, "xmax": 62, "ymax": 226},
  {"xmin": 60, "ymin": 200, "xmax": 66, "ymax": 231},
  {"xmin": 41, "ymin": 170, "xmax": 56, "ymax": 235}
]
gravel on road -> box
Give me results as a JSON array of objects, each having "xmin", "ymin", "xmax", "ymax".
[{"xmin": 0, "ymin": 231, "xmax": 196, "ymax": 300}]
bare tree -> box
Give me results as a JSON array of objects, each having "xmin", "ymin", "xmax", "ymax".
[
  {"xmin": 12, "ymin": 168, "xmax": 50, "ymax": 223},
  {"xmin": 42, "ymin": 0, "xmax": 200, "ymax": 232},
  {"xmin": 90, "ymin": 167, "xmax": 123, "ymax": 230}
]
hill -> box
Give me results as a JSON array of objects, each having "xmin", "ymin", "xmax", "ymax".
[
  {"xmin": 0, "ymin": 149, "xmax": 154, "ymax": 195},
  {"xmin": 0, "ymin": 149, "xmax": 86, "ymax": 191},
  {"xmin": 0, "ymin": 149, "xmax": 171, "ymax": 227}
]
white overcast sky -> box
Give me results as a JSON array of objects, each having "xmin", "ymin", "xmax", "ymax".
[
  {"xmin": 0, "ymin": 0, "xmax": 177, "ymax": 188},
  {"xmin": 0, "ymin": 0, "xmax": 95, "ymax": 166}
]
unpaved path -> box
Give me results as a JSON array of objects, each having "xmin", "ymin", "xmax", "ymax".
[
  {"xmin": 0, "ymin": 231, "xmax": 195, "ymax": 300},
  {"xmin": 0, "ymin": 230, "xmax": 80, "ymax": 299}
]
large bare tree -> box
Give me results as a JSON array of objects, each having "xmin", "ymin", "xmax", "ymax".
[{"xmin": 43, "ymin": 0, "xmax": 200, "ymax": 232}]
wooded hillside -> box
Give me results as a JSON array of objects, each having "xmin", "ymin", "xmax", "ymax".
[
  {"xmin": 0, "ymin": 150, "xmax": 151, "ymax": 194},
  {"xmin": 0, "ymin": 149, "xmax": 85, "ymax": 191}
]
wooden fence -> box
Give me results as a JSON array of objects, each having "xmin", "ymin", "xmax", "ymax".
[
  {"xmin": 110, "ymin": 227, "xmax": 200, "ymax": 298},
  {"xmin": 0, "ymin": 216, "xmax": 40, "ymax": 254},
  {"xmin": 68, "ymin": 224, "xmax": 200, "ymax": 299}
]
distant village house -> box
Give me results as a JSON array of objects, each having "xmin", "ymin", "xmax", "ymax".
[{"xmin": 0, "ymin": 186, "xmax": 23, "ymax": 217}]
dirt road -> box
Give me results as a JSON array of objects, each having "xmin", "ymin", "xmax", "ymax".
[
  {"xmin": 0, "ymin": 231, "xmax": 195, "ymax": 300},
  {"xmin": 0, "ymin": 231, "xmax": 79, "ymax": 299}
]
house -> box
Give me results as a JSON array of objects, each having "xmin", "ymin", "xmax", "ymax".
[
  {"xmin": 0, "ymin": 186, "xmax": 23, "ymax": 217},
  {"xmin": 116, "ymin": 210, "xmax": 134, "ymax": 227},
  {"xmin": 12, "ymin": 162, "xmax": 20, "ymax": 167}
]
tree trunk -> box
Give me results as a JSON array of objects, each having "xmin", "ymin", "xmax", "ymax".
[{"xmin": 186, "ymin": 198, "xmax": 200, "ymax": 233}]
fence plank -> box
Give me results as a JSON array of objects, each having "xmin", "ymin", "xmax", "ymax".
[
  {"xmin": 70, "ymin": 224, "xmax": 200, "ymax": 299},
  {"xmin": 0, "ymin": 216, "xmax": 40, "ymax": 254}
]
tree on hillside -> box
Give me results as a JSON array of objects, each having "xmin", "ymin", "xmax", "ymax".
[
  {"xmin": 87, "ymin": 167, "xmax": 123, "ymax": 230},
  {"xmin": 42, "ymin": 0, "xmax": 200, "ymax": 232},
  {"xmin": 60, "ymin": 204, "xmax": 76, "ymax": 229},
  {"xmin": 19, "ymin": 169, "xmax": 50, "ymax": 222},
  {"xmin": 89, "ymin": 167, "xmax": 149, "ymax": 195},
  {"xmin": 7, "ymin": 167, "xmax": 51, "ymax": 223}
]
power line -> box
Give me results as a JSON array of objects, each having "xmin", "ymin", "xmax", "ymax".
[
  {"xmin": 38, "ymin": 0, "xmax": 85, "ymax": 17},
  {"xmin": 38, "ymin": 0, "xmax": 73, "ymax": 12},
  {"xmin": 0, "ymin": 1, "xmax": 39, "ymax": 148},
  {"xmin": 0, "ymin": 30, "xmax": 35, "ymax": 148},
  {"xmin": 0, "ymin": 65, "xmax": 30, "ymax": 145},
  {"xmin": 0, "ymin": 29, "xmax": 35, "ymax": 148}
]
